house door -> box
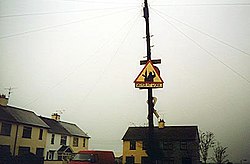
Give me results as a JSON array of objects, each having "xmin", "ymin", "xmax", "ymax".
[
  {"xmin": 182, "ymin": 158, "xmax": 192, "ymax": 164},
  {"xmin": 126, "ymin": 156, "xmax": 135, "ymax": 164}
]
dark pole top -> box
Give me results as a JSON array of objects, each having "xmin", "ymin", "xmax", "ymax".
[{"xmin": 143, "ymin": 0, "xmax": 151, "ymax": 61}]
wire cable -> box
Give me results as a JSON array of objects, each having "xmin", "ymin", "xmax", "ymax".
[
  {"xmin": 0, "ymin": 6, "xmax": 140, "ymax": 18},
  {"xmin": 151, "ymin": 8, "xmax": 250, "ymax": 57},
  {"xmin": 152, "ymin": 9, "xmax": 250, "ymax": 84},
  {"xmin": 23, "ymin": 9, "xmax": 141, "ymax": 108},
  {"xmin": 55, "ymin": 0, "xmax": 139, "ymax": 5},
  {"xmin": 78, "ymin": 11, "xmax": 141, "ymax": 103},
  {"xmin": 151, "ymin": 3, "xmax": 250, "ymax": 7},
  {"xmin": 0, "ymin": 7, "xmax": 137, "ymax": 40}
]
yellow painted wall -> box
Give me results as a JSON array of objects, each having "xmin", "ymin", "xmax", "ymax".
[
  {"xmin": 0, "ymin": 122, "xmax": 17, "ymax": 154},
  {"xmin": 15, "ymin": 125, "xmax": 48, "ymax": 155},
  {"xmin": 0, "ymin": 121, "xmax": 48, "ymax": 156},
  {"xmin": 70, "ymin": 137, "xmax": 89, "ymax": 153},
  {"xmin": 122, "ymin": 140, "xmax": 148, "ymax": 164}
]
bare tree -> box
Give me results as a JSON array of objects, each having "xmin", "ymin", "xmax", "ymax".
[
  {"xmin": 199, "ymin": 130, "xmax": 215, "ymax": 164},
  {"xmin": 211, "ymin": 142, "xmax": 228, "ymax": 164}
]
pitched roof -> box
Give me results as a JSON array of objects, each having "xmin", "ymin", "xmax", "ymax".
[
  {"xmin": 0, "ymin": 106, "xmax": 16, "ymax": 122},
  {"xmin": 0, "ymin": 105, "xmax": 49, "ymax": 128},
  {"xmin": 122, "ymin": 126, "xmax": 199, "ymax": 141},
  {"xmin": 39, "ymin": 116, "xmax": 90, "ymax": 138},
  {"xmin": 59, "ymin": 121, "xmax": 90, "ymax": 138},
  {"xmin": 57, "ymin": 145, "xmax": 73, "ymax": 153},
  {"xmin": 39, "ymin": 116, "xmax": 70, "ymax": 135}
]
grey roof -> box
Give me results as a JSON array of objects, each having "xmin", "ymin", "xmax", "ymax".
[
  {"xmin": 39, "ymin": 116, "xmax": 70, "ymax": 135},
  {"xmin": 122, "ymin": 126, "xmax": 199, "ymax": 141},
  {"xmin": 59, "ymin": 121, "xmax": 90, "ymax": 138},
  {"xmin": 0, "ymin": 105, "xmax": 49, "ymax": 128},
  {"xmin": 0, "ymin": 106, "xmax": 16, "ymax": 122}
]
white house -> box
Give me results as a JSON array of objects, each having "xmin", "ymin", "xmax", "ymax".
[{"xmin": 40, "ymin": 113, "xmax": 90, "ymax": 162}]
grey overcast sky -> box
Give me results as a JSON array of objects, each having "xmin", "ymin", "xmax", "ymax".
[{"xmin": 0, "ymin": 0, "xmax": 250, "ymax": 162}]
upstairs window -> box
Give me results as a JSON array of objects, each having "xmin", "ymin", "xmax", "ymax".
[
  {"xmin": 60, "ymin": 135, "xmax": 67, "ymax": 145},
  {"xmin": 73, "ymin": 137, "xmax": 79, "ymax": 147},
  {"xmin": 39, "ymin": 129, "xmax": 43, "ymax": 140},
  {"xmin": 22, "ymin": 126, "xmax": 32, "ymax": 139},
  {"xmin": 130, "ymin": 141, "xmax": 136, "ymax": 150},
  {"xmin": 163, "ymin": 141, "xmax": 173, "ymax": 150},
  {"xmin": 180, "ymin": 141, "xmax": 187, "ymax": 150},
  {"xmin": 0, "ymin": 122, "xmax": 12, "ymax": 136},
  {"xmin": 51, "ymin": 134, "xmax": 55, "ymax": 144}
]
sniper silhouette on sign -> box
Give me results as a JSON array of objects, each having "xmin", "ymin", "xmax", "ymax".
[{"xmin": 143, "ymin": 70, "xmax": 156, "ymax": 82}]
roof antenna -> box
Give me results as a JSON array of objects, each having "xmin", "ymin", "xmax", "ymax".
[
  {"xmin": 56, "ymin": 109, "xmax": 65, "ymax": 115},
  {"xmin": 5, "ymin": 87, "xmax": 17, "ymax": 99}
]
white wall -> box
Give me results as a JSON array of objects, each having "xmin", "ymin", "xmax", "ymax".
[{"xmin": 45, "ymin": 133, "xmax": 70, "ymax": 160}]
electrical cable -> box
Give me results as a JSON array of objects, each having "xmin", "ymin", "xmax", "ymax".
[
  {"xmin": 0, "ymin": 7, "xmax": 137, "ymax": 40},
  {"xmin": 0, "ymin": 6, "xmax": 140, "ymax": 18},
  {"xmin": 151, "ymin": 8, "xmax": 250, "ymax": 57},
  {"xmin": 78, "ymin": 11, "xmax": 141, "ymax": 103},
  {"xmin": 152, "ymin": 9, "xmax": 250, "ymax": 84},
  {"xmin": 54, "ymin": 0, "xmax": 139, "ymax": 5},
  {"xmin": 151, "ymin": 3, "xmax": 250, "ymax": 7},
  {"xmin": 23, "ymin": 9, "xmax": 141, "ymax": 108}
]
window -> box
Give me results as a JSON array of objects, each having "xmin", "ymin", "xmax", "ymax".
[
  {"xmin": 47, "ymin": 150, "xmax": 55, "ymax": 160},
  {"xmin": 58, "ymin": 153, "xmax": 71, "ymax": 161},
  {"xmin": 73, "ymin": 137, "xmax": 79, "ymax": 147},
  {"xmin": 182, "ymin": 158, "xmax": 192, "ymax": 164},
  {"xmin": 39, "ymin": 129, "xmax": 43, "ymax": 140},
  {"xmin": 126, "ymin": 156, "xmax": 135, "ymax": 164},
  {"xmin": 141, "ymin": 157, "xmax": 149, "ymax": 164},
  {"xmin": 60, "ymin": 135, "xmax": 67, "ymax": 145},
  {"xmin": 18, "ymin": 146, "xmax": 30, "ymax": 155},
  {"xmin": 36, "ymin": 148, "xmax": 44, "ymax": 157},
  {"xmin": 22, "ymin": 126, "xmax": 32, "ymax": 138},
  {"xmin": 180, "ymin": 141, "xmax": 187, "ymax": 150},
  {"xmin": 0, "ymin": 145, "xmax": 11, "ymax": 156},
  {"xmin": 0, "ymin": 122, "xmax": 12, "ymax": 136},
  {"xmin": 130, "ymin": 141, "xmax": 136, "ymax": 150},
  {"xmin": 163, "ymin": 141, "xmax": 173, "ymax": 150},
  {"xmin": 163, "ymin": 158, "xmax": 175, "ymax": 164},
  {"xmin": 83, "ymin": 138, "xmax": 86, "ymax": 147},
  {"xmin": 51, "ymin": 134, "xmax": 55, "ymax": 144},
  {"xmin": 58, "ymin": 154, "xmax": 62, "ymax": 161}
]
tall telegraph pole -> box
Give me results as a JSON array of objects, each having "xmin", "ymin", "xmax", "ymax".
[
  {"xmin": 134, "ymin": 0, "xmax": 163, "ymax": 161},
  {"xmin": 143, "ymin": 0, "xmax": 155, "ymax": 161}
]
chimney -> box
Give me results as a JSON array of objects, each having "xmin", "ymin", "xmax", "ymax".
[
  {"xmin": 51, "ymin": 113, "xmax": 60, "ymax": 121},
  {"xmin": 158, "ymin": 119, "xmax": 165, "ymax": 129},
  {"xmin": 0, "ymin": 94, "xmax": 8, "ymax": 106}
]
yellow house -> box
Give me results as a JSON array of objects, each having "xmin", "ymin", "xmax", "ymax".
[
  {"xmin": 0, "ymin": 95, "xmax": 49, "ymax": 157},
  {"xmin": 122, "ymin": 122, "xmax": 200, "ymax": 164},
  {"xmin": 122, "ymin": 140, "xmax": 148, "ymax": 164}
]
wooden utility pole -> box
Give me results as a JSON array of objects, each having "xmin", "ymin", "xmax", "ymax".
[
  {"xmin": 134, "ymin": 0, "xmax": 163, "ymax": 161},
  {"xmin": 143, "ymin": 0, "xmax": 155, "ymax": 161}
]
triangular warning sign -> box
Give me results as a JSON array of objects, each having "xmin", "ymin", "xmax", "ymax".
[{"xmin": 134, "ymin": 60, "xmax": 163, "ymax": 88}]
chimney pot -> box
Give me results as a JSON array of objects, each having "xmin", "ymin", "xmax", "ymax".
[
  {"xmin": 51, "ymin": 113, "xmax": 60, "ymax": 121},
  {"xmin": 0, "ymin": 94, "xmax": 8, "ymax": 106},
  {"xmin": 158, "ymin": 119, "xmax": 165, "ymax": 129}
]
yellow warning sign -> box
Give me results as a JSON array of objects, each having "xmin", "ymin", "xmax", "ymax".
[{"xmin": 134, "ymin": 60, "xmax": 163, "ymax": 88}]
